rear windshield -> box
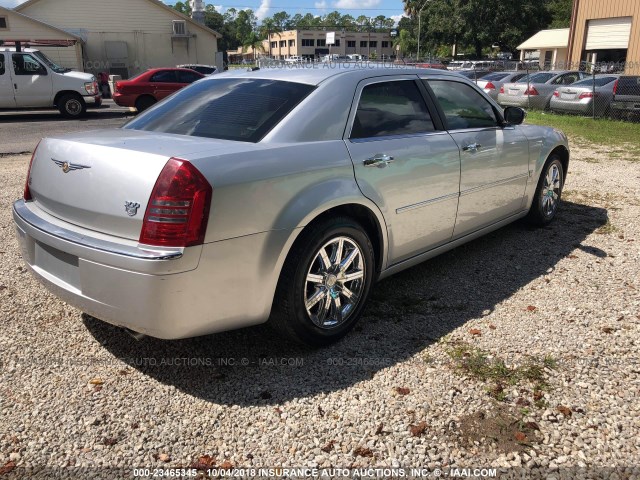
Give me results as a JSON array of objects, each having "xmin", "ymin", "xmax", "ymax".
[
  {"xmin": 481, "ymin": 72, "xmax": 509, "ymax": 81},
  {"xmin": 528, "ymin": 72, "xmax": 556, "ymax": 83},
  {"xmin": 571, "ymin": 76, "xmax": 617, "ymax": 87},
  {"xmin": 124, "ymin": 78, "xmax": 315, "ymax": 143}
]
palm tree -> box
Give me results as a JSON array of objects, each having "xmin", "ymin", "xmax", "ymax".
[
  {"xmin": 393, "ymin": 29, "xmax": 416, "ymax": 60},
  {"xmin": 243, "ymin": 33, "xmax": 266, "ymax": 61}
]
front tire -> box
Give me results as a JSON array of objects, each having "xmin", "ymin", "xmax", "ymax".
[
  {"xmin": 270, "ymin": 217, "xmax": 375, "ymax": 346},
  {"xmin": 527, "ymin": 156, "xmax": 564, "ymax": 226},
  {"xmin": 58, "ymin": 93, "xmax": 86, "ymax": 119}
]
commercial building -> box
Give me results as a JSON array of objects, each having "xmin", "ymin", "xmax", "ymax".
[{"xmin": 13, "ymin": 0, "xmax": 221, "ymax": 78}]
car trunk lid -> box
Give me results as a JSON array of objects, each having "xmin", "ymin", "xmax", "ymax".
[{"xmin": 27, "ymin": 130, "xmax": 241, "ymax": 241}]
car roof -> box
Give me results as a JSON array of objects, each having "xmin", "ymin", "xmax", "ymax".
[{"xmin": 213, "ymin": 64, "xmax": 459, "ymax": 86}]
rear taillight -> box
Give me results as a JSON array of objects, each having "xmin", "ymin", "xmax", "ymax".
[
  {"xmin": 139, "ymin": 158, "xmax": 212, "ymax": 247},
  {"xmin": 525, "ymin": 86, "xmax": 539, "ymax": 95},
  {"xmin": 485, "ymin": 82, "xmax": 496, "ymax": 90},
  {"xmin": 613, "ymin": 79, "xmax": 618, "ymax": 95},
  {"xmin": 499, "ymin": 86, "xmax": 505, "ymax": 94},
  {"xmin": 579, "ymin": 92, "xmax": 595, "ymax": 99},
  {"xmin": 553, "ymin": 90, "xmax": 559, "ymax": 97},
  {"xmin": 23, "ymin": 141, "xmax": 41, "ymax": 201}
]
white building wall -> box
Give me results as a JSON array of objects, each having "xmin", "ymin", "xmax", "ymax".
[{"xmin": 17, "ymin": 0, "xmax": 218, "ymax": 77}]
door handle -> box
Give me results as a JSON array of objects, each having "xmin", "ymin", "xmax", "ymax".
[
  {"xmin": 463, "ymin": 143, "xmax": 481, "ymax": 152},
  {"xmin": 363, "ymin": 154, "xmax": 394, "ymax": 167}
]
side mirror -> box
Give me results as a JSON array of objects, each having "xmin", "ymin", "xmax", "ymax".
[{"xmin": 504, "ymin": 106, "xmax": 526, "ymax": 125}]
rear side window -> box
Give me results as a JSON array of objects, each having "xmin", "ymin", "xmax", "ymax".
[
  {"xmin": 124, "ymin": 78, "xmax": 315, "ymax": 143},
  {"xmin": 351, "ymin": 80, "xmax": 434, "ymax": 139},
  {"xmin": 428, "ymin": 80, "xmax": 498, "ymax": 130},
  {"xmin": 178, "ymin": 70, "xmax": 202, "ymax": 84},
  {"xmin": 482, "ymin": 72, "xmax": 509, "ymax": 81},
  {"xmin": 194, "ymin": 66, "xmax": 216, "ymax": 75},
  {"xmin": 0, "ymin": 54, "xmax": 5, "ymax": 75},
  {"xmin": 528, "ymin": 72, "xmax": 555, "ymax": 83},
  {"xmin": 150, "ymin": 70, "xmax": 178, "ymax": 83}
]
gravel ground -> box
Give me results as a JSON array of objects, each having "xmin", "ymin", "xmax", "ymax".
[{"xmin": 1, "ymin": 145, "xmax": 639, "ymax": 479}]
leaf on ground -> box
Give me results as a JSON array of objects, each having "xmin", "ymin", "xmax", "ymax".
[
  {"xmin": 409, "ymin": 421, "xmax": 428, "ymax": 437},
  {"xmin": 516, "ymin": 397, "xmax": 530, "ymax": 406},
  {"xmin": 526, "ymin": 305, "xmax": 537, "ymax": 312},
  {"xmin": 601, "ymin": 326, "xmax": 615, "ymax": 334},
  {"xmin": 190, "ymin": 455, "xmax": 216, "ymax": 470},
  {"xmin": 469, "ymin": 328, "xmax": 482, "ymax": 336},
  {"xmin": 394, "ymin": 387, "xmax": 410, "ymax": 395},
  {"xmin": 219, "ymin": 460, "xmax": 234, "ymax": 470},
  {"xmin": 0, "ymin": 461, "xmax": 16, "ymax": 475},
  {"xmin": 488, "ymin": 324, "xmax": 497, "ymax": 330},
  {"xmin": 157, "ymin": 453, "xmax": 170, "ymax": 462},
  {"xmin": 102, "ymin": 437, "xmax": 118, "ymax": 446},
  {"xmin": 321, "ymin": 440, "xmax": 335, "ymax": 453},
  {"xmin": 533, "ymin": 390, "xmax": 544, "ymax": 401},
  {"xmin": 89, "ymin": 378, "xmax": 104, "ymax": 385},
  {"xmin": 557, "ymin": 405, "xmax": 572, "ymax": 417},
  {"xmin": 514, "ymin": 431, "xmax": 527, "ymax": 442},
  {"xmin": 568, "ymin": 254, "xmax": 578, "ymax": 259},
  {"xmin": 375, "ymin": 423, "xmax": 384, "ymax": 435},
  {"xmin": 353, "ymin": 446, "xmax": 374, "ymax": 458}
]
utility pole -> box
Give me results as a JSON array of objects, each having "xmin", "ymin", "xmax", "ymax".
[{"xmin": 417, "ymin": 0, "xmax": 430, "ymax": 62}]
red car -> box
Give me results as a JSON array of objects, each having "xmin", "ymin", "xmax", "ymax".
[{"xmin": 113, "ymin": 68, "xmax": 205, "ymax": 111}]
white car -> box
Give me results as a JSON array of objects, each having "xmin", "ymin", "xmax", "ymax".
[
  {"xmin": 177, "ymin": 64, "xmax": 218, "ymax": 76},
  {"xmin": 285, "ymin": 56, "xmax": 304, "ymax": 64},
  {"xmin": 0, "ymin": 46, "xmax": 101, "ymax": 117}
]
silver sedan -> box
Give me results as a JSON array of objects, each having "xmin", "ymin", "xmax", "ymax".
[
  {"xmin": 550, "ymin": 75, "xmax": 619, "ymax": 117},
  {"xmin": 498, "ymin": 70, "xmax": 587, "ymax": 110},
  {"xmin": 13, "ymin": 66, "xmax": 569, "ymax": 346},
  {"xmin": 476, "ymin": 71, "xmax": 529, "ymax": 100}
]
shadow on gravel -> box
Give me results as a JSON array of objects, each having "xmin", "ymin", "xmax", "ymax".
[{"xmin": 85, "ymin": 201, "xmax": 608, "ymax": 406}]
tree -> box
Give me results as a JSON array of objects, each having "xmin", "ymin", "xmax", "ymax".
[
  {"xmin": 172, "ymin": 1, "xmax": 191, "ymax": 16},
  {"xmin": 547, "ymin": 0, "xmax": 573, "ymax": 28},
  {"xmin": 235, "ymin": 9, "xmax": 258, "ymax": 45},
  {"xmin": 393, "ymin": 29, "xmax": 416, "ymax": 59},
  {"xmin": 272, "ymin": 11, "xmax": 291, "ymax": 31},
  {"xmin": 243, "ymin": 32, "xmax": 266, "ymax": 59}
]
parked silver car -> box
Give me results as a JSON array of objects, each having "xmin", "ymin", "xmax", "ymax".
[
  {"xmin": 550, "ymin": 75, "xmax": 620, "ymax": 117},
  {"xmin": 498, "ymin": 70, "xmax": 587, "ymax": 110},
  {"xmin": 477, "ymin": 71, "xmax": 529, "ymax": 100},
  {"xmin": 13, "ymin": 67, "xmax": 569, "ymax": 346}
]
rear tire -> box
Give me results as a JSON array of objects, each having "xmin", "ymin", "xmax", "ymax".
[
  {"xmin": 58, "ymin": 93, "xmax": 86, "ymax": 119},
  {"xmin": 270, "ymin": 217, "xmax": 375, "ymax": 347},
  {"xmin": 135, "ymin": 95, "xmax": 156, "ymax": 112},
  {"xmin": 526, "ymin": 156, "xmax": 564, "ymax": 227}
]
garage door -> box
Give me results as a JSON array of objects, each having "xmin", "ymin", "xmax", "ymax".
[{"xmin": 585, "ymin": 17, "xmax": 632, "ymax": 50}]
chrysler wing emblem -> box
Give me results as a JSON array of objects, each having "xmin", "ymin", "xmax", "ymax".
[
  {"xmin": 125, "ymin": 201, "xmax": 141, "ymax": 217},
  {"xmin": 52, "ymin": 158, "xmax": 91, "ymax": 174}
]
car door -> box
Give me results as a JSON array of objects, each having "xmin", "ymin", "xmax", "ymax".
[
  {"xmin": 0, "ymin": 52, "xmax": 16, "ymax": 108},
  {"xmin": 345, "ymin": 76, "xmax": 461, "ymax": 264},
  {"xmin": 10, "ymin": 52, "xmax": 53, "ymax": 107},
  {"xmin": 148, "ymin": 70, "xmax": 181, "ymax": 100},
  {"xmin": 424, "ymin": 78, "xmax": 530, "ymax": 237}
]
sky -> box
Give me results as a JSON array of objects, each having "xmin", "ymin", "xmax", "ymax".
[{"xmin": 0, "ymin": 0, "xmax": 408, "ymax": 24}]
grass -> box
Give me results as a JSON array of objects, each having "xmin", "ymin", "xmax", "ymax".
[
  {"xmin": 525, "ymin": 111, "xmax": 640, "ymax": 157},
  {"xmin": 446, "ymin": 342, "xmax": 555, "ymax": 401}
]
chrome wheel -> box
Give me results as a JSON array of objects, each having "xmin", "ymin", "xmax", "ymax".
[
  {"xmin": 542, "ymin": 163, "xmax": 561, "ymax": 217},
  {"xmin": 304, "ymin": 236, "xmax": 366, "ymax": 329}
]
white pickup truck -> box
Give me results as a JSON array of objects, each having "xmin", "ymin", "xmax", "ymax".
[{"xmin": 0, "ymin": 47, "xmax": 101, "ymax": 118}]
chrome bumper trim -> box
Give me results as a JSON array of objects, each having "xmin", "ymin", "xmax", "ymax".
[{"xmin": 13, "ymin": 200, "xmax": 183, "ymax": 261}]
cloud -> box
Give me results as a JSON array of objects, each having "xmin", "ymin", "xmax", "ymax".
[
  {"xmin": 255, "ymin": 0, "xmax": 271, "ymax": 20},
  {"xmin": 332, "ymin": 0, "xmax": 381, "ymax": 8},
  {"xmin": 391, "ymin": 13, "xmax": 408, "ymax": 25},
  {"xmin": 0, "ymin": 0, "xmax": 21, "ymax": 7},
  {"xmin": 314, "ymin": 0, "xmax": 328, "ymax": 9}
]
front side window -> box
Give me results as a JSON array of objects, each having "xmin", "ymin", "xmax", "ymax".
[
  {"xmin": 351, "ymin": 80, "xmax": 434, "ymax": 139},
  {"xmin": 428, "ymin": 80, "xmax": 498, "ymax": 130},
  {"xmin": 150, "ymin": 70, "xmax": 178, "ymax": 83},
  {"xmin": 12, "ymin": 54, "xmax": 47, "ymax": 75},
  {"xmin": 124, "ymin": 78, "xmax": 315, "ymax": 143}
]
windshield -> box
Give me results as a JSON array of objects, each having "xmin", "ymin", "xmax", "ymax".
[
  {"xmin": 571, "ymin": 76, "xmax": 618, "ymax": 87},
  {"xmin": 32, "ymin": 51, "xmax": 69, "ymax": 73},
  {"xmin": 124, "ymin": 78, "xmax": 316, "ymax": 143}
]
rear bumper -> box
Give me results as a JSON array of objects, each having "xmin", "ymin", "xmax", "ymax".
[
  {"xmin": 112, "ymin": 93, "xmax": 135, "ymax": 107},
  {"xmin": 549, "ymin": 97, "xmax": 593, "ymax": 114},
  {"xmin": 498, "ymin": 94, "xmax": 547, "ymax": 110},
  {"xmin": 13, "ymin": 200, "xmax": 292, "ymax": 339},
  {"xmin": 611, "ymin": 100, "xmax": 640, "ymax": 112}
]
